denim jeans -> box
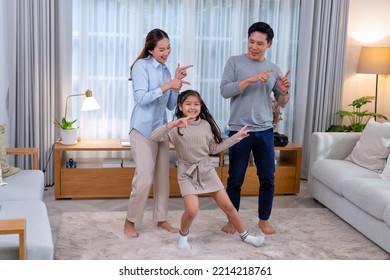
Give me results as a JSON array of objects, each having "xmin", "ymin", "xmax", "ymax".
[{"xmin": 227, "ymin": 128, "xmax": 275, "ymax": 220}]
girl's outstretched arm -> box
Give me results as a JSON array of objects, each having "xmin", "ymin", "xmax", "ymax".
[
  {"xmin": 209, "ymin": 125, "xmax": 250, "ymax": 154},
  {"xmin": 235, "ymin": 125, "xmax": 250, "ymax": 140},
  {"xmin": 166, "ymin": 115, "xmax": 192, "ymax": 129},
  {"xmin": 151, "ymin": 115, "xmax": 192, "ymax": 142}
]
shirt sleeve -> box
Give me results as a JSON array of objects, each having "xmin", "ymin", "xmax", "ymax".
[
  {"xmin": 166, "ymin": 90, "xmax": 178, "ymax": 111},
  {"xmin": 132, "ymin": 60, "xmax": 164, "ymax": 106}
]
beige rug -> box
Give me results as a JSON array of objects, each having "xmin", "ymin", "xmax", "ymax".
[{"xmin": 54, "ymin": 208, "xmax": 390, "ymax": 260}]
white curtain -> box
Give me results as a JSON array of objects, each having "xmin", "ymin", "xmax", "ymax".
[{"xmin": 72, "ymin": 0, "xmax": 300, "ymax": 139}]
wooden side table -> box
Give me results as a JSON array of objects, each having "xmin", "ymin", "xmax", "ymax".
[{"xmin": 0, "ymin": 219, "xmax": 26, "ymax": 260}]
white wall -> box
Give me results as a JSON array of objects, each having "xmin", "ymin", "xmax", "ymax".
[{"xmin": 344, "ymin": 0, "xmax": 390, "ymax": 122}]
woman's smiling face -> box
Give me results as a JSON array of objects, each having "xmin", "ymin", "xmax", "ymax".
[{"xmin": 149, "ymin": 38, "xmax": 171, "ymax": 64}]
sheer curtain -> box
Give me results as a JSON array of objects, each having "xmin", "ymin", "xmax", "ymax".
[{"xmin": 72, "ymin": 0, "xmax": 300, "ymax": 140}]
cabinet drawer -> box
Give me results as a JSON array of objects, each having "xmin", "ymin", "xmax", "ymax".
[
  {"xmin": 221, "ymin": 165, "xmax": 298, "ymax": 195},
  {"xmin": 61, "ymin": 168, "xmax": 133, "ymax": 198}
]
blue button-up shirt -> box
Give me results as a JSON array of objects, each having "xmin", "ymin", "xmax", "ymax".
[{"xmin": 130, "ymin": 55, "xmax": 178, "ymax": 138}]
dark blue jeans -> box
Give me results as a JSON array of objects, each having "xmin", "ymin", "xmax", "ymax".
[{"xmin": 227, "ymin": 128, "xmax": 275, "ymax": 220}]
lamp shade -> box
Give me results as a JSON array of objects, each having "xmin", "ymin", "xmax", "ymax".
[
  {"xmin": 357, "ymin": 46, "xmax": 390, "ymax": 74},
  {"xmin": 81, "ymin": 95, "xmax": 100, "ymax": 111}
]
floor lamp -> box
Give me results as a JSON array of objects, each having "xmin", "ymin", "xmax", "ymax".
[{"xmin": 356, "ymin": 46, "xmax": 390, "ymax": 120}]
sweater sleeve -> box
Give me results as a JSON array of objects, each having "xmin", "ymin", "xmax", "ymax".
[
  {"xmin": 220, "ymin": 57, "xmax": 243, "ymax": 99},
  {"xmin": 151, "ymin": 125, "xmax": 171, "ymax": 142},
  {"xmin": 209, "ymin": 134, "xmax": 240, "ymax": 155}
]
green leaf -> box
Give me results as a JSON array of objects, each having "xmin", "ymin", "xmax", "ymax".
[
  {"xmin": 326, "ymin": 125, "xmax": 351, "ymax": 132},
  {"xmin": 54, "ymin": 118, "xmax": 78, "ymax": 130},
  {"xmin": 327, "ymin": 96, "xmax": 388, "ymax": 132}
]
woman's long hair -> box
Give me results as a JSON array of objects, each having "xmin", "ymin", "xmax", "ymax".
[
  {"xmin": 129, "ymin": 29, "xmax": 169, "ymax": 80},
  {"xmin": 175, "ymin": 90, "xmax": 222, "ymax": 143}
]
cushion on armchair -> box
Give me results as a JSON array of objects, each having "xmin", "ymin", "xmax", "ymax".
[
  {"xmin": 0, "ymin": 124, "xmax": 20, "ymax": 178},
  {"xmin": 0, "ymin": 162, "xmax": 6, "ymax": 186}
]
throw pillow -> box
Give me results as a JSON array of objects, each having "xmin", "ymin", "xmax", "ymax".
[
  {"xmin": 381, "ymin": 157, "xmax": 390, "ymax": 180},
  {"xmin": 0, "ymin": 161, "xmax": 8, "ymax": 186},
  {"xmin": 0, "ymin": 123, "xmax": 20, "ymax": 177},
  {"xmin": 345, "ymin": 118, "xmax": 390, "ymax": 172}
]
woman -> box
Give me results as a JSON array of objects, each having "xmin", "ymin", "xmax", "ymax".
[{"xmin": 124, "ymin": 28, "xmax": 192, "ymax": 238}]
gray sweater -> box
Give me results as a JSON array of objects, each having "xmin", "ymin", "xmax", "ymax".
[{"xmin": 220, "ymin": 54, "xmax": 286, "ymax": 132}]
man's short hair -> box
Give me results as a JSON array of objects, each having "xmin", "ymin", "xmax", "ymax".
[{"xmin": 248, "ymin": 22, "xmax": 274, "ymax": 42}]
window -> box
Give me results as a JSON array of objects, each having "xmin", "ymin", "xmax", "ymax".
[{"xmin": 72, "ymin": 0, "xmax": 300, "ymax": 138}]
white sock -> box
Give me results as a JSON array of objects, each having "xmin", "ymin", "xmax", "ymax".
[
  {"xmin": 240, "ymin": 230, "xmax": 265, "ymax": 247},
  {"xmin": 178, "ymin": 231, "xmax": 191, "ymax": 249}
]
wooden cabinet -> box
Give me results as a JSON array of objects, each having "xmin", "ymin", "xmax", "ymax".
[
  {"xmin": 54, "ymin": 139, "xmax": 301, "ymax": 199},
  {"xmin": 221, "ymin": 142, "xmax": 302, "ymax": 195},
  {"xmin": 54, "ymin": 139, "xmax": 222, "ymax": 199},
  {"xmin": 54, "ymin": 139, "xmax": 134, "ymax": 199}
]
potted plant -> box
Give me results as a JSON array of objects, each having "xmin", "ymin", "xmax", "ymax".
[
  {"xmin": 54, "ymin": 117, "xmax": 79, "ymax": 145},
  {"xmin": 327, "ymin": 96, "xmax": 388, "ymax": 132}
]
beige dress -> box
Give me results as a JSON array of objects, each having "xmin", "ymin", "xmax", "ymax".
[{"xmin": 151, "ymin": 119, "xmax": 240, "ymax": 196}]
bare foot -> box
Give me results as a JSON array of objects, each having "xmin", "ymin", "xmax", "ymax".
[
  {"xmin": 124, "ymin": 219, "xmax": 138, "ymax": 238},
  {"xmin": 221, "ymin": 221, "xmax": 236, "ymax": 234},
  {"xmin": 157, "ymin": 221, "xmax": 179, "ymax": 233},
  {"xmin": 258, "ymin": 219, "xmax": 276, "ymax": 235}
]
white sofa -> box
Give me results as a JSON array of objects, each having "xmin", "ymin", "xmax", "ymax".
[
  {"xmin": 308, "ymin": 132, "xmax": 390, "ymax": 254},
  {"xmin": 0, "ymin": 148, "xmax": 53, "ymax": 260}
]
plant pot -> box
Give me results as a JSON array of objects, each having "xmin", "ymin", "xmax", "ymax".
[{"xmin": 60, "ymin": 128, "xmax": 78, "ymax": 145}]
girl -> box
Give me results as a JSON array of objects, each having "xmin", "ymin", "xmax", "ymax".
[
  {"xmin": 151, "ymin": 90, "xmax": 265, "ymax": 248},
  {"xmin": 124, "ymin": 28, "xmax": 193, "ymax": 238}
]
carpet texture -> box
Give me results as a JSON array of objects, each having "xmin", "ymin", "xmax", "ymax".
[{"xmin": 54, "ymin": 208, "xmax": 390, "ymax": 260}]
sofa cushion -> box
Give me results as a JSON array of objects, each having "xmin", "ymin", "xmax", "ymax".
[
  {"xmin": 380, "ymin": 157, "xmax": 390, "ymax": 180},
  {"xmin": 345, "ymin": 119, "xmax": 390, "ymax": 172},
  {"xmin": 0, "ymin": 170, "xmax": 44, "ymax": 201},
  {"xmin": 341, "ymin": 178, "xmax": 390, "ymax": 222},
  {"xmin": 384, "ymin": 204, "xmax": 390, "ymax": 227},
  {"xmin": 0, "ymin": 200, "xmax": 53, "ymax": 260},
  {"xmin": 311, "ymin": 159, "xmax": 380, "ymax": 195}
]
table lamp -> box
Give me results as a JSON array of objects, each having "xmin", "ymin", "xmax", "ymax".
[
  {"xmin": 65, "ymin": 89, "xmax": 100, "ymax": 119},
  {"xmin": 58, "ymin": 89, "xmax": 100, "ymax": 145}
]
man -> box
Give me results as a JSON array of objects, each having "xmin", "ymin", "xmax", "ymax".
[{"xmin": 220, "ymin": 22, "xmax": 291, "ymax": 235}]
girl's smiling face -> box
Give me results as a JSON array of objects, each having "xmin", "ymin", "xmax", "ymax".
[
  {"xmin": 178, "ymin": 94, "xmax": 201, "ymax": 121},
  {"xmin": 149, "ymin": 38, "xmax": 171, "ymax": 64}
]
